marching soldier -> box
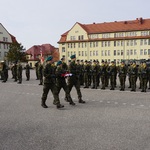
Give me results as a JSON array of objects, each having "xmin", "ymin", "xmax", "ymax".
[
  {"xmin": 68, "ymin": 54, "xmax": 85, "ymax": 103},
  {"xmin": 1, "ymin": 61, "xmax": 8, "ymax": 83},
  {"xmin": 127, "ymin": 61, "xmax": 133, "ymax": 88},
  {"xmin": 55, "ymin": 60, "xmax": 75, "ymax": 105},
  {"xmin": 41, "ymin": 56, "xmax": 64, "ymax": 109}
]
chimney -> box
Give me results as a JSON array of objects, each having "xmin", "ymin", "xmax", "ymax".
[{"xmin": 139, "ymin": 17, "xmax": 143, "ymax": 24}]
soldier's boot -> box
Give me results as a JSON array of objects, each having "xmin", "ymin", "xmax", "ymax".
[
  {"xmin": 56, "ymin": 104, "xmax": 64, "ymax": 109},
  {"xmin": 78, "ymin": 97, "xmax": 85, "ymax": 104},
  {"xmin": 41, "ymin": 99, "xmax": 48, "ymax": 108},
  {"xmin": 68, "ymin": 98, "xmax": 76, "ymax": 106}
]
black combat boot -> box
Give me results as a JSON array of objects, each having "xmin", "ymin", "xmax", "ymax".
[
  {"xmin": 78, "ymin": 98, "xmax": 85, "ymax": 104},
  {"xmin": 56, "ymin": 104, "xmax": 64, "ymax": 109},
  {"xmin": 41, "ymin": 99, "xmax": 48, "ymax": 108}
]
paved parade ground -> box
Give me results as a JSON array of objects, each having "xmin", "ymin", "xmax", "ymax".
[{"xmin": 1, "ymin": 70, "xmax": 150, "ymax": 150}]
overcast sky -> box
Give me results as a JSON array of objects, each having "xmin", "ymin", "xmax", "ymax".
[{"xmin": 1, "ymin": 0, "xmax": 150, "ymax": 50}]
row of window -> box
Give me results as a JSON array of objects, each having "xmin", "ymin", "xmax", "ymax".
[
  {"xmin": 63, "ymin": 39, "xmax": 150, "ymax": 51},
  {"xmin": 0, "ymin": 43, "xmax": 10, "ymax": 49},
  {"xmin": 0, "ymin": 51, "xmax": 7, "ymax": 57},
  {"xmin": 70, "ymin": 31, "xmax": 150, "ymax": 41},
  {"xmin": 66, "ymin": 49, "xmax": 150, "ymax": 58}
]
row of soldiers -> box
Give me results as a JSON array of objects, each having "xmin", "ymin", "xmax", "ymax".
[
  {"xmin": 35, "ymin": 57, "xmax": 150, "ymax": 92},
  {"xmin": 0, "ymin": 61, "xmax": 28, "ymax": 84}
]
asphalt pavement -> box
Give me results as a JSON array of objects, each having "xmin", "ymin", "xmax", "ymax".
[{"xmin": 0, "ymin": 70, "xmax": 150, "ymax": 150}]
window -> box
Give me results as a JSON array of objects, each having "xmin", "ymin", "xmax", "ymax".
[
  {"xmin": 90, "ymin": 42, "xmax": 92, "ymax": 47},
  {"xmin": 78, "ymin": 35, "xmax": 84, "ymax": 40},
  {"xmin": 90, "ymin": 51, "xmax": 92, "ymax": 56},
  {"xmin": 114, "ymin": 50, "xmax": 116, "ymax": 56},
  {"xmin": 102, "ymin": 42, "xmax": 104, "ymax": 47},
  {"xmin": 148, "ymin": 39, "xmax": 150, "ymax": 45},
  {"xmin": 148, "ymin": 49, "xmax": 150, "ymax": 55},
  {"xmin": 130, "ymin": 49, "xmax": 133, "ymax": 55},
  {"xmin": 68, "ymin": 43, "xmax": 70, "ymax": 48},
  {"xmin": 96, "ymin": 42, "xmax": 98, "ymax": 47},
  {"xmin": 114, "ymin": 41, "xmax": 116, "ymax": 47},
  {"xmin": 144, "ymin": 39, "xmax": 147, "ymax": 45},
  {"xmin": 93, "ymin": 51, "xmax": 95, "ymax": 56},
  {"xmin": 78, "ymin": 43, "xmax": 80, "ymax": 48},
  {"xmin": 140, "ymin": 40, "xmax": 143, "ymax": 45},
  {"xmin": 117, "ymin": 50, "xmax": 120, "ymax": 55},
  {"xmin": 82, "ymin": 51, "xmax": 84, "ymax": 56},
  {"xmin": 140, "ymin": 49, "xmax": 143, "ymax": 55},
  {"xmin": 85, "ymin": 51, "xmax": 87, "ymax": 56},
  {"xmin": 85, "ymin": 43, "xmax": 87, "ymax": 47},
  {"xmin": 101, "ymin": 50, "xmax": 104, "ymax": 56},
  {"xmin": 96, "ymin": 51, "xmax": 98, "ymax": 56},
  {"xmin": 127, "ymin": 50, "xmax": 129, "ymax": 55},
  {"xmin": 134, "ymin": 49, "xmax": 137, "ymax": 55},
  {"xmin": 82, "ymin": 43, "xmax": 84, "ymax": 48},
  {"xmin": 62, "ymin": 47, "xmax": 65, "ymax": 52},
  {"xmin": 70, "ymin": 36, "xmax": 76, "ymax": 40},
  {"xmin": 108, "ymin": 50, "xmax": 110, "ymax": 56},
  {"xmin": 121, "ymin": 50, "xmax": 123, "ymax": 55},
  {"xmin": 144, "ymin": 49, "xmax": 147, "ymax": 55},
  {"xmin": 68, "ymin": 52, "xmax": 70, "ymax": 57},
  {"xmin": 4, "ymin": 52, "xmax": 7, "ymax": 56},
  {"xmin": 127, "ymin": 40, "xmax": 129, "ymax": 46},
  {"xmin": 0, "ymin": 52, "xmax": 1, "ymax": 57},
  {"xmin": 74, "ymin": 43, "xmax": 76, "ymax": 48}
]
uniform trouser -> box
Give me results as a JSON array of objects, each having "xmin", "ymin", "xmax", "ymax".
[
  {"xmin": 36, "ymin": 69, "xmax": 39, "ymax": 79},
  {"xmin": 110, "ymin": 75, "xmax": 115, "ymax": 89},
  {"xmin": 26, "ymin": 72, "xmax": 30, "ymax": 80},
  {"xmin": 68, "ymin": 76, "xmax": 82, "ymax": 100},
  {"xmin": 131, "ymin": 75, "xmax": 137, "ymax": 90},
  {"xmin": 147, "ymin": 76, "xmax": 150, "ymax": 88},
  {"xmin": 88, "ymin": 75, "xmax": 91, "ymax": 86},
  {"xmin": 39, "ymin": 75, "xmax": 43, "ymax": 84},
  {"xmin": 84, "ymin": 73, "xmax": 89, "ymax": 87},
  {"xmin": 141, "ymin": 78, "xmax": 147, "ymax": 91},
  {"xmin": 92, "ymin": 74, "xmax": 97, "ymax": 88},
  {"xmin": 41, "ymin": 83, "xmax": 60, "ymax": 105},
  {"xmin": 139, "ymin": 76, "xmax": 142, "ymax": 88},
  {"xmin": 101, "ymin": 75, "xmax": 105, "ymax": 89},
  {"xmin": 57, "ymin": 80, "xmax": 72, "ymax": 101},
  {"xmin": 119, "ymin": 75, "xmax": 126, "ymax": 90},
  {"xmin": 18, "ymin": 74, "xmax": 22, "ymax": 83},
  {"xmin": 128, "ymin": 75, "xmax": 131, "ymax": 87}
]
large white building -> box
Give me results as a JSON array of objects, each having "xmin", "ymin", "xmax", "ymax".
[{"xmin": 0, "ymin": 23, "xmax": 17, "ymax": 61}]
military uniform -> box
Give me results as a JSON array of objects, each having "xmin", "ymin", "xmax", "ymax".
[
  {"xmin": 100, "ymin": 60, "xmax": 106, "ymax": 89},
  {"xmin": 41, "ymin": 56, "xmax": 64, "ymax": 109},
  {"xmin": 118, "ymin": 61, "xmax": 127, "ymax": 91},
  {"xmin": 83, "ymin": 60, "xmax": 90, "ymax": 88},
  {"xmin": 25, "ymin": 63, "xmax": 30, "ymax": 81},
  {"xmin": 139, "ymin": 62, "xmax": 148, "ymax": 92},
  {"xmin": 35, "ymin": 61, "xmax": 39, "ymax": 80},
  {"xmin": 68, "ymin": 55, "xmax": 85, "ymax": 103},
  {"xmin": 55, "ymin": 60, "xmax": 75, "ymax": 105},
  {"xmin": 130, "ymin": 62, "xmax": 138, "ymax": 91},
  {"xmin": 38, "ymin": 62, "xmax": 43, "ymax": 85},
  {"xmin": 1, "ymin": 61, "xmax": 8, "ymax": 83},
  {"xmin": 107, "ymin": 61, "xmax": 117, "ymax": 90},
  {"xmin": 17, "ymin": 62, "xmax": 22, "ymax": 84}
]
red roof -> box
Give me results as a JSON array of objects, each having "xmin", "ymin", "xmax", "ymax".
[
  {"xmin": 58, "ymin": 18, "xmax": 150, "ymax": 43},
  {"xmin": 25, "ymin": 44, "xmax": 59, "ymax": 61}
]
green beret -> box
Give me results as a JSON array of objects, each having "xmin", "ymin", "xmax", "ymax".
[
  {"xmin": 70, "ymin": 54, "xmax": 76, "ymax": 59},
  {"xmin": 57, "ymin": 60, "xmax": 62, "ymax": 66},
  {"xmin": 46, "ymin": 56, "xmax": 53, "ymax": 62}
]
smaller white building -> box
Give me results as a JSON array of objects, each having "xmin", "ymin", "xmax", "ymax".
[{"xmin": 0, "ymin": 23, "xmax": 17, "ymax": 61}]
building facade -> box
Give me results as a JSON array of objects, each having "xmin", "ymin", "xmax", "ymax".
[
  {"xmin": 25, "ymin": 44, "xmax": 59, "ymax": 67},
  {"xmin": 58, "ymin": 18, "xmax": 150, "ymax": 63},
  {"xmin": 0, "ymin": 23, "xmax": 17, "ymax": 61}
]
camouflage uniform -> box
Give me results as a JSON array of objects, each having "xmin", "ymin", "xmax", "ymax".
[
  {"xmin": 139, "ymin": 62, "xmax": 148, "ymax": 92},
  {"xmin": 68, "ymin": 55, "xmax": 85, "ymax": 103},
  {"xmin": 55, "ymin": 61, "xmax": 75, "ymax": 105},
  {"xmin": 38, "ymin": 62, "xmax": 43, "ymax": 85},
  {"xmin": 107, "ymin": 61, "xmax": 117, "ymax": 90},
  {"xmin": 17, "ymin": 62, "xmax": 22, "ymax": 84},
  {"xmin": 25, "ymin": 63, "xmax": 30, "ymax": 81},
  {"xmin": 100, "ymin": 61, "xmax": 106, "ymax": 89},
  {"xmin": 41, "ymin": 56, "xmax": 64, "ymax": 109},
  {"xmin": 118, "ymin": 61, "xmax": 127, "ymax": 91}
]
